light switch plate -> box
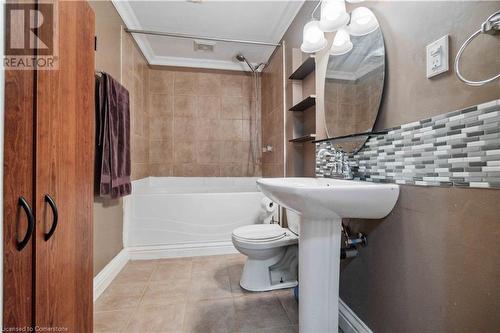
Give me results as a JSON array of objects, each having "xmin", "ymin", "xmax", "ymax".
[{"xmin": 426, "ymin": 35, "xmax": 449, "ymax": 78}]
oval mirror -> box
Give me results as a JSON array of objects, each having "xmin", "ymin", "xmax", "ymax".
[{"xmin": 324, "ymin": 13, "xmax": 385, "ymax": 152}]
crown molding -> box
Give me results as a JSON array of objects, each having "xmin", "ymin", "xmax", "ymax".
[{"xmin": 149, "ymin": 55, "xmax": 254, "ymax": 72}]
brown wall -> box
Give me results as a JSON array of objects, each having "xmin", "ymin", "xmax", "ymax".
[
  {"xmin": 283, "ymin": 1, "xmax": 320, "ymax": 177},
  {"xmin": 91, "ymin": 0, "xmax": 149, "ymax": 275},
  {"xmin": 340, "ymin": 2, "xmax": 500, "ymax": 332},
  {"xmin": 123, "ymin": 33, "xmax": 150, "ymax": 180},
  {"xmin": 147, "ymin": 66, "xmax": 260, "ymax": 177},
  {"xmin": 261, "ymin": 46, "xmax": 285, "ymax": 177},
  {"xmin": 281, "ymin": 1, "xmax": 500, "ymax": 331}
]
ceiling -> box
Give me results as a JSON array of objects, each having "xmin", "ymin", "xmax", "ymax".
[{"xmin": 112, "ymin": 1, "xmax": 304, "ymax": 71}]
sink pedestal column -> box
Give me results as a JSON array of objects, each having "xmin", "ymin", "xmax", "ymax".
[{"xmin": 299, "ymin": 218, "xmax": 342, "ymax": 333}]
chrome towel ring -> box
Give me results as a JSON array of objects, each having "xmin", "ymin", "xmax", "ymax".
[{"xmin": 454, "ymin": 10, "xmax": 500, "ymax": 86}]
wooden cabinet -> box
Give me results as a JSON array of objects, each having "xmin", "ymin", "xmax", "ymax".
[{"xmin": 3, "ymin": 1, "xmax": 95, "ymax": 331}]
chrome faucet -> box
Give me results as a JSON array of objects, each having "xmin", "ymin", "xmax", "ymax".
[
  {"xmin": 317, "ymin": 148, "xmax": 353, "ymax": 180},
  {"xmin": 342, "ymin": 153, "xmax": 353, "ymax": 180}
]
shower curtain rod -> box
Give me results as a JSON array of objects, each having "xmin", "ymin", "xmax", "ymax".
[{"xmin": 125, "ymin": 28, "xmax": 281, "ymax": 47}]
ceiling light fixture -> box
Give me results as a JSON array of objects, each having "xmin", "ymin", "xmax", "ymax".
[
  {"xmin": 319, "ymin": 0, "xmax": 350, "ymax": 32},
  {"xmin": 300, "ymin": 1, "xmax": 379, "ymax": 55},
  {"xmin": 347, "ymin": 7, "xmax": 379, "ymax": 36},
  {"xmin": 300, "ymin": 20, "xmax": 328, "ymax": 53},
  {"xmin": 329, "ymin": 28, "xmax": 353, "ymax": 55}
]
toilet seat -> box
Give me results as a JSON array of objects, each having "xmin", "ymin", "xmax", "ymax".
[
  {"xmin": 232, "ymin": 224, "xmax": 286, "ymax": 243},
  {"xmin": 232, "ymin": 224, "xmax": 298, "ymax": 251}
]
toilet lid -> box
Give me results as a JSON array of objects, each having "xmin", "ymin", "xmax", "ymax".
[{"xmin": 232, "ymin": 224, "xmax": 286, "ymax": 242}]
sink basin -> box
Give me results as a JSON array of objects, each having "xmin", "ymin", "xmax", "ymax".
[
  {"xmin": 256, "ymin": 177, "xmax": 399, "ymax": 333},
  {"xmin": 257, "ymin": 177, "xmax": 400, "ymax": 220}
]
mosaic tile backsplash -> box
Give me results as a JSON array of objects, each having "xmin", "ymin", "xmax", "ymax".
[{"xmin": 316, "ymin": 99, "xmax": 500, "ymax": 189}]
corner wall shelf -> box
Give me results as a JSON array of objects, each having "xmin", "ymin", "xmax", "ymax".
[
  {"xmin": 289, "ymin": 56, "xmax": 315, "ymax": 80},
  {"xmin": 289, "ymin": 134, "xmax": 316, "ymax": 143},
  {"xmin": 289, "ymin": 95, "xmax": 316, "ymax": 112}
]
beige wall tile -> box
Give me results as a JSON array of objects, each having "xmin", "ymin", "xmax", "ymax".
[
  {"xmin": 173, "ymin": 117, "xmax": 196, "ymax": 142},
  {"xmin": 149, "ymin": 69, "xmax": 174, "ymax": 94},
  {"xmin": 241, "ymin": 120, "xmax": 258, "ymax": 142},
  {"xmin": 221, "ymin": 74, "xmax": 242, "ymax": 97},
  {"xmin": 131, "ymin": 135, "xmax": 148, "ymax": 164},
  {"xmin": 220, "ymin": 163, "xmax": 245, "ymax": 177},
  {"xmin": 173, "ymin": 163, "xmax": 197, "ymax": 177},
  {"xmin": 149, "ymin": 116, "xmax": 173, "ymax": 141},
  {"xmin": 221, "ymin": 141, "xmax": 243, "ymax": 163},
  {"xmin": 174, "ymin": 95, "xmax": 197, "ymax": 118},
  {"xmin": 149, "ymin": 140, "xmax": 173, "ymax": 164},
  {"xmin": 149, "ymin": 163, "xmax": 173, "ymax": 177},
  {"xmin": 132, "ymin": 163, "xmax": 149, "ymax": 181},
  {"xmin": 174, "ymin": 71, "xmax": 198, "ymax": 95},
  {"xmin": 198, "ymin": 72, "xmax": 221, "ymax": 96},
  {"xmin": 197, "ymin": 96, "xmax": 221, "ymax": 119},
  {"xmin": 242, "ymin": 75, "xmax": 256, "ymax": 98},
  {"xmin": 194, "ymin": 164, "xmax": 220, "ymax": 177},
  {"xmin": 149, "ymin": 93, "xmax": 173, "ymax": 116},
  {"xmin": 148, "ymin": 67, "xmax": 260, "ymax": 177},
  {"xmin": 196, "ymin": 141, "xmax": 221, "ymax": 164},
  {"xmin": 195, "ymin": 118, "xmax": 221, "ymax": 141},
  {"xmin": 241, "ymin": 97, "xmax": 254, "ymax": 120},
  {"xmin": 174, "ymin": 141, "xmax": 196, "ymax": 164},
  {"xmin": 219, "ymin": 120, "xmax": 243, "ymax": 141},
  {"xmin": 221, "ymin": 96, "xmax": 243, "ymax": 119}
]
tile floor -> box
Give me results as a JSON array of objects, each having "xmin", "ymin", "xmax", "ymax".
[{"xmin": 94, "ymin": 254, "xmax": 299, "ymax": 333}]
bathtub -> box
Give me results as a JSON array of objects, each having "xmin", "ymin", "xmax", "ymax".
[{"xmin": 123, "ymin": 177, "xmax": 271, "ymax": 259}]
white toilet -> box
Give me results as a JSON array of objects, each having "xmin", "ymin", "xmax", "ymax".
[{"xmin": 232, "ymin": 209, "xmax": 299, "ymax": 292}]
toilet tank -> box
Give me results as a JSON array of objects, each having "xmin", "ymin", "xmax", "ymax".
[{"xmin": 285, "ymin": 209, "xmax": 300, "ymax": 235}]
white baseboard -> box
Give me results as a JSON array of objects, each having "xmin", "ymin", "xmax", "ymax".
[
  {"xmin": 127, "ymin": 241, "xmax": 238, "ymax": 260},
  {"xmin": 93, "ymin": 248, "xmax": 129, "ymax": 302},
  {"xmin": 339, "ymin": 298, "xmax": 373, "ymax": 333}
]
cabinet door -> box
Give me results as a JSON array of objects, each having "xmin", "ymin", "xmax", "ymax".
[
  {"xmin": 35, "ymin": 1, "xmax": 95, "ymax": 332},
  {"xmin": 3, "ymin": 62, "xmax": 35, "ymax": 330}
]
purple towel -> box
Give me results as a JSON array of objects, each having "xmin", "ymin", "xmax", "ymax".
[{"xmin": 95, "ymin": 73, "xmax": 131, "ymax": 198}]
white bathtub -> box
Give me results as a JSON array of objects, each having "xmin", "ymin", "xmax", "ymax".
[{"xmin": 123, "ymin": 177, "xmax": 270, "ymax": 259}]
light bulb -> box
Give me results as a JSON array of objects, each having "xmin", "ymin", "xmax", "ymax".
[
  {"xmin": 319, "ymin": 0, "xmax": 350, "ymax": 32},
  {"xmin": 347, "ymin": 7, "xmax": 379, "ymax": 36},
  {"xmin": 330, "ymin": 28, "xmax": 353, "ymax": 55},
  {"xmin": 301, "ymin": 20, "xmax": 327, "ymax": 53}
]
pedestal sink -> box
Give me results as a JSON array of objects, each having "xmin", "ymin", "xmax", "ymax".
[{"xmin": 256, "ymin": 178, "xmax": 399, "ymax": 333}]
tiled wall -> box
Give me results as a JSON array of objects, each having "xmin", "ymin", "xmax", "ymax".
[
  {"xmin": 261, "ymin": 46, "xmax": 285, "ymax": 177},
  {"xmin": 147, "ymin": 67, "xmax": 261, "ymax": 177},
  {"xmin": 122, "ymin": 33, "xmax": 150, "ymax": 180},
  {"xmin": 316, "ymin": 99, "xmax": 500, "ymax": 189}
]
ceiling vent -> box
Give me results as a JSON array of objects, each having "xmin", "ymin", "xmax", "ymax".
[{"xmin": 193, "ymin": 40, "xmax": 216, "ymax": 52}]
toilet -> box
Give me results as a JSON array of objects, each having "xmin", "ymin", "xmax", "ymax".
[{"xmin": 232, "ymin": 209, "xmax": 299, "ymax": 292}]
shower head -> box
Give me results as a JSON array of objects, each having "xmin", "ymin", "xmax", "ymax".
[
  {"xmin": 236, "ymin": 54, "xmax": 246, "ymax": 62},
  {"xmin": 235, "ymin": 53, "xmax": 266, "ymax": 73},
  {"xmin": 236, "ymin": 53, "xmax": 254, "ymax": 72}
]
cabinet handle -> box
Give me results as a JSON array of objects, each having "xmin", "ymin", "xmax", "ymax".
[
  {"xmin": 44, "ymin": 194, "xmax": 58, "ymax": 241},
  {"xmin": 17, "ymin": 196, "xmax": 34, "ymax": 251}
]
